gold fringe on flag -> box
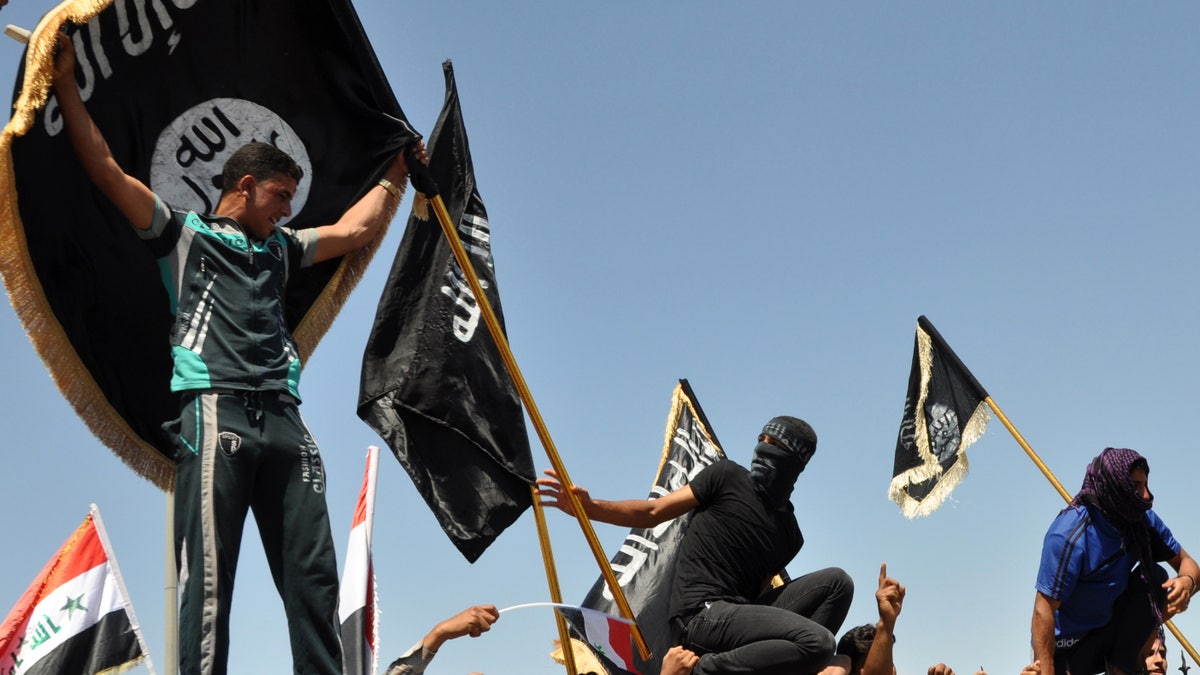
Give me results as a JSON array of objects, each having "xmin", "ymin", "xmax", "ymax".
[
  {"xmin": 551, "ymin": 637, "xmax": 607, "ymax": 675},
  {"xmin": 0, "ymin": 0, "xmax": 403, "ymax": 490},
  {"xmin": 0, "ymin": 0, "xmax": 176, "ymax": 489},
  {"xmin": 411, "ymin": 192, "xmax": 430, "ymax": 221},
  {"xmin": 886, "ymin": 325, "xmax": 990, "ymax": 519}
]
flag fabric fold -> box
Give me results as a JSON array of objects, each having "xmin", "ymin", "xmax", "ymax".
[
  {"xmin": 554, "ymin": 380, "xmax": 724, "ymax": 675},
  {"xmin": 0, "ymin": 506, "xmax": 151, "ymax": 675},
  {"xmin": 555, "ymin": 606, "xmax": 641, "ymax": 675},
  {"xmin": 358, "ymin": 60, "xmax": 535, "ymax": 563},
  {"xmin": 0, "ymin": 0, "xmax": 419, "ymax": 490},
  {"xmin": 889, "ymin": 315, "xmax": 991, "ymax": 518},
  {"xmin": 339, "ymin": 446, "xmax": 381, "ymax": 675}
]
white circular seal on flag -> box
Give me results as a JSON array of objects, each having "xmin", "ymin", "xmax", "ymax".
[{"xmin": 150, "ymin": 98, "xmax": 311, "ymax": 225}]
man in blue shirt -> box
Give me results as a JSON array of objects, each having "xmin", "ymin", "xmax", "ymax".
[{"xmin": 1032, "ymin": 448, "xmax": 1198, "ymax": 675}]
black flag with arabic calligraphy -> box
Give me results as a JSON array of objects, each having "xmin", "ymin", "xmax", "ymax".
[
  {"xmin": 0, "ymin": 0, "xmax": 418, "ymax": 490},
  {"xmin": 889, "ymin": 316, "xmax": 991, "ymax": 518},
  {"xmin": 357, "ymin": 61, "xmax": 535, "ymax": 564}
]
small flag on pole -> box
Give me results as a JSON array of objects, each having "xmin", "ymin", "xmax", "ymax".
[
  {"xmin": 0, "ymin": 505, "xmax": 152, "ymax": 675},
  {"xmin": 339, "ymin": 447, "xmax": 381, "ymax": 675},
  {"xmin": 889, "ymin": 316, "xmax": 991, "ymax": 518},
  {"xmin": 555, "ymin": 606, "xmax": 642, "ymax": 675}
]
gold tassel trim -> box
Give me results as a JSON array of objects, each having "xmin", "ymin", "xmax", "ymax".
[
  {"xmin": 412, "ymin": 192, "xmax": 430, "ymax": 221},
  {"xmin": 551, "ymin": 637, "xmax": 607, "ymax": 675},
  {"xmin": 0, "ymin": 1, "xmax": 174, "ymax": 491},
  {"xmin": 887, "ymin": 325, "xmax": 991, "ymax": 519}
]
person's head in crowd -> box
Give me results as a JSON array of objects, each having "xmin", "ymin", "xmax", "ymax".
[
  {"xmin": 836, "ymin": 624, "xmax": 877, "ymax": 675},
  {"xmin": 1141, "ymin": 628, "xmax": 1168, "ymax": 675},
  {"xmin": 750, "ymin": 416, "xmax": 817, "ymax": 508}
]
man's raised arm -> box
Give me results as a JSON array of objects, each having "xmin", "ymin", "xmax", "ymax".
[
  {"xmin": 311, "ymin": 142, "xmax": 426, "ymax": 263},
  {"xmin": 863, "ymin": 562, "xmax": 905, "ymax": 675},
  {"xmin": 52, "ymin": 32, "xmax": 155, "ymax": 231}
]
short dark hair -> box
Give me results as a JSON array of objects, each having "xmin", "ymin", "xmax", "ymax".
[
  {"xmin": 837, "ymin": 624, "xmax": 877, "ymax": 675},
  {"xmin": 220, "ymin": 142, "xmax": 303, "ymax": 196}
]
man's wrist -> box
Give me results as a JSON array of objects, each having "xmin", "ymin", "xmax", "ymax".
[
  {"xmin": 1180, "ymin": 573, "xmax": 1197, "ymax": 593},
  {"xmin": 378, "ymin": 178, "xmax": 402, "ymax": 201}
]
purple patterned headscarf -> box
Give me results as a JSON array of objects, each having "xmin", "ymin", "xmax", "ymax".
[
  {"xmin": 1069, "ymin": 447, "xmax": 1160, "ymax": 621},
  {"xmin": 1070, "ymin": 447, "xmax": 1153, "ymax": 520}
]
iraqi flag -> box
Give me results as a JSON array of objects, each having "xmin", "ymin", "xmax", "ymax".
[
  {"xmin": 555, "ymin": 606, "xmax": 641, "ymax": 675},
  {"xmin": 553, "ymin": 380, "xmax": 725, "ymax": 675},
  {"xmin": 358, "ymin": 61, "xmax": 535, "ymax": 563},
  {"xmin": 0, "ymin": 0, "xmax": 419, "ymax": 491},
  {"xmin": 0, "ymin": 506, "xmax": 151, "ymax": 675},
  {"xmin": 889, "ymin": 316, "xmax": 991, "ymax": 518},
  {"xmin": 339, "ymin": 447, "xmax": 381, "ymax": 675}
]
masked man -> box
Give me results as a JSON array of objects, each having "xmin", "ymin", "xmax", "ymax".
[{"xmin": 538, "ymin": 416, "xmax": 853, "ymax": 675}]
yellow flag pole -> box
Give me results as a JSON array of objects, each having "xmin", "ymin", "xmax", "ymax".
[
  {"xmin": 985, "ymin": 398, "xmax": 1071, "ymax": 503},
  {"xmin": 531, "ymin": 485, "xmax": 579, "ymax": 675},
  {"xmin": 985, "ymin": 397, "xmax": 1200, "ymax": 664},
  {"xmin": 425, "ymin": 192, "xmax": 652, "ymax": 661}
]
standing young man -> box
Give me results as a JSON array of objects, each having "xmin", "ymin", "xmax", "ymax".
[
  {"xmin": 1032, "ymin": 447, "xmax": 1198, "ymax": 675},
  {"xmin": 538, "ymin": 416, "xmax": 854, "ymax": 675},
  {"xmin": 53, "ymin": 32, "xmax": 425, "ymax": 674}
]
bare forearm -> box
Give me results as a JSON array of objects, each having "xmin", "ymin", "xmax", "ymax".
[
  {"xmin": 861, "ymin": 620, "xmax": 895, "ymax": 675},
  {"xmin": 582, "ymin": 498, "xmax": 666, "ymax": 529},
  {"xmin": 336, "ymin": 185, "xmax": 397, "ymax": 246},
  {"xmin": 312, "ymin": 154, "xmax": 409, "ymax": 262},
  {"xmin": 422, "ymin": 622, "xmax": 453, "ymax": 654},
  {"xmin": 1178, "ymin": 554, "xmax": 1200, "ymax": 583},
  {"xmin": 339, "ymin": 151, "xmax": 411, "ymax": 245},
  {"xmin": 55, "ymin": 80, "xmax": 123, "ymax": 195},
  {"xmin": 53, "ymin": 61, "xmax": 154, "ymax": 229},
  {"xmin": 1031, "ymin": 600, "xmax": 1056, "ymax": 675}
]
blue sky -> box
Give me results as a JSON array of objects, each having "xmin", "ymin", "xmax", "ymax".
[{"xmin": 3, "ymin": 2, "xmax": 1200, "ymax": 674}]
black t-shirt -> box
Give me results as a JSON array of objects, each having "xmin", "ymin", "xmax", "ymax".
[{"xmin": 669, "ymin": 460, "xmax": 803, "ymax": 623}]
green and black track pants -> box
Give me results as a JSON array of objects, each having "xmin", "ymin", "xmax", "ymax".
[{"xmin": 172, "ymin": 390, "xmax": 342, "ymax": 675}]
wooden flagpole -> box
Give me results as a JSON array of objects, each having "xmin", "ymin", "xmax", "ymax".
[
  {"xmin": 531, "ymin": 486, "xmax": 580, "ymax": 675},
  {"xmin": 424, "ymin": 191, "xmax": 652, "ymax": 661},
  {"xmin": 165, "ymin": 492, "xmax": 178, "ymax": 675},
  {"xmin": 985, "ymin": 397, "xmax": 1200, "ymax": 664}
]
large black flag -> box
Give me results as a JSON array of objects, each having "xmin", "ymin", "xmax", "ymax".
[
  {"xmin": 358, "ymin": 61, "xmax": 535, "ymax": 563},
  {"xmin": 555, "ymin": 380, "xmax": 725, "ymax": 675},
  {"xmin": 889, "ymin": 316, "xmax": 991, "ymax": 518},
  {"xmin": 0, "ymin": 0, "xmax": 418, "ymax": 489}
]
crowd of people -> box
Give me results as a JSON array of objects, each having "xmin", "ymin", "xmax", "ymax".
[
  {"xmin": 44, "ymin": 13, "xmax": 1198, "ymax": 674},
  {"xmin": 538, "ymin": 436, "xmax": 1195, "ymax": 675}
]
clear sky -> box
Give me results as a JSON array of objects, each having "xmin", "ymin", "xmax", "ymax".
[{"xmin": 3, "ymin": 2, "xmax": 1200, "ymax": 674}]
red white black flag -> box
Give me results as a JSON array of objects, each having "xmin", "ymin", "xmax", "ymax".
[
  {"xmin": 889, "ymin": 316, "xmax": 991, "ymax": 518},
  {"xmin": 339, "ymin": 447, "xmax": 381, "ymax": 675},
  {"xmin": 555, "ymin": 606, "xmax": 641, "ymax": 675},
  {"xmin": 0, "ymin": 505, "xmax": 151, "ymax": 675}
]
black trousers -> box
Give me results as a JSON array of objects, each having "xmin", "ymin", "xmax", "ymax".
[
  {"xmin": 1055, "ymin": 564, "xmax": 1168, "ymax": 675},
  {"xmin": 683, "ymin": 567, "xmax": 854, "ymax": 675}
]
